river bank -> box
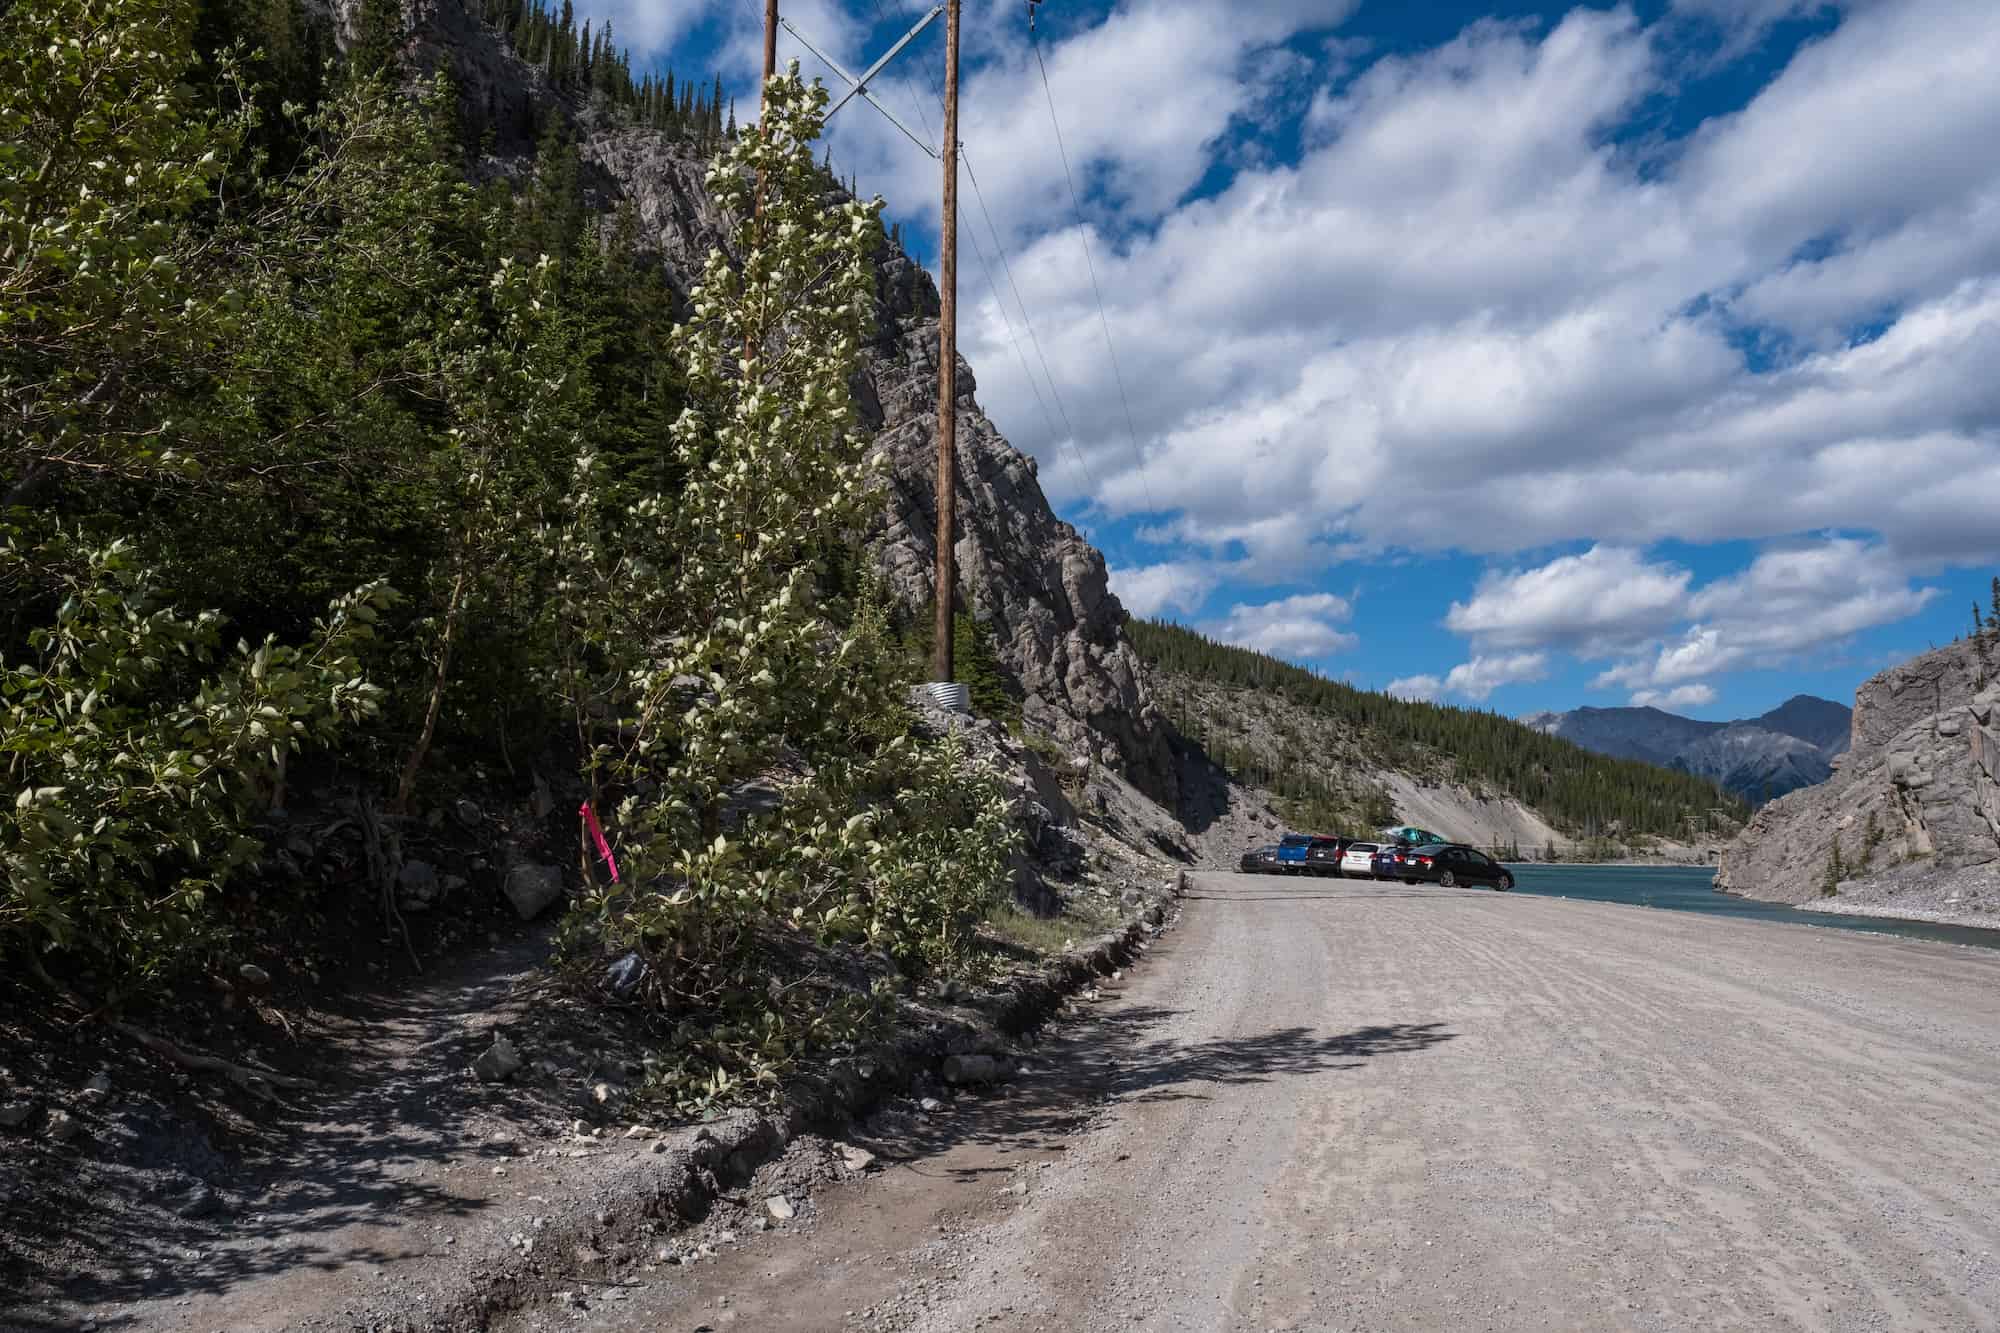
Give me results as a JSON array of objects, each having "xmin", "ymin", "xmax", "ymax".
[
  {"xmin": 1507, "ymin": 863, "xmax": 2000, "ymax": 951},
  {"xmin": 1795, "ymin": 862, "xmax": 2000, "ymax": 931}
]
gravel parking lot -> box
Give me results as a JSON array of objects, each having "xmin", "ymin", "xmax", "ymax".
[{"xmin": 565, "ymin": 872, "xmax": 2000, "ymax": 1332}]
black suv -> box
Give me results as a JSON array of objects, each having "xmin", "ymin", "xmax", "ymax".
[{"xmin": 1304, "ymin": 836, "xmax": 1352, "ymax": 877}]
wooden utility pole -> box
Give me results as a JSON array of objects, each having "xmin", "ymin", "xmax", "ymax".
[
  {"xmin": 930, "ymin": 0, "xmax": 961, "ymax": 684},
  {"xmin": 746, "ymin": 1, "xmax": 778, "ymax": 368},
  {"xmin": 763, "ymin": 0, "xmax": 778, "ymax": 91}
]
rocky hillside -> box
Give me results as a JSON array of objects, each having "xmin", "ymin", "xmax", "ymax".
[
  {"xmin": 364, "ymin": 0, "xmax": 1181, "ymax": 809},
  {"xmin": 1717, "ymin": 640, "xmax": 2000, "ymax": 923},
  {"xmin": 1133, "ymin": 620, "xmax": 1742, "ymax": 857},
  {"xmin": 1522, "ymin": 696, "xmax": 1851, "ymax": 805}
]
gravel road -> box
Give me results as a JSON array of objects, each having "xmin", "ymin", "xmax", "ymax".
[{"xmin": 554, "ymin": 872, "xmax": 2000, "ymax": 1333}]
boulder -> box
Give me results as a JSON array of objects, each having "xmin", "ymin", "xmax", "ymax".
[
  {"xmin": 941, "ymin": 1053, "xmax": 1006, "ymax": 1085},
  {"xmin": 474, "ymin": 1035, "xmax": 524, "ymax": 1082},
  {"xmin": 502, "ymin": 864, "xmax": 564, "ymax": 920},
  {"xmin": 398, "ymin": 859, "xmax": 441, "ymax": 911}
]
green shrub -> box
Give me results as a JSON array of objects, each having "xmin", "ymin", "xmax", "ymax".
[{"xmin": 1, "ymin": 530, "xmax": 392, "ymax": 981}]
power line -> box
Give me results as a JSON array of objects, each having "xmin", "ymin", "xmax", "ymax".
[
  {"xmin": 962, "ymin": 151, "xmax": 1080, "ymax": 450},
  {"xmin": 1028, "ymin": 29, "xmax": 1161, "ymax": 516},
  {"xmin": 867, "ymin": 3, "xmax": 1100, "ymax": 500},
  {"xmin": 751, "ymin": 1, "xmax": 1109, "ymax": 501},
  {"xmin": 860, "ymin": 4, "xmax": 1065, "ymax": 452}
]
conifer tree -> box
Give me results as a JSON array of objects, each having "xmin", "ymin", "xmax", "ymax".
[{"xmin": 352, "ymin": 0, "xmax": 403, "ymax": 76}]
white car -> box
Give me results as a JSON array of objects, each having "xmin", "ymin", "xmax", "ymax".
[{"xmin": 1340, "ymin": 842, "xmax": 1380, "ymax": 877}]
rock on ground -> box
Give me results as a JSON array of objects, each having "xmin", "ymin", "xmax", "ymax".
[{"xmin": 501, "ymin": 864, "xmax": 565, "ymax": 921}]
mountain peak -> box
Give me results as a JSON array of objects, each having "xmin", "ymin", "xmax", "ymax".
[{"xmin": 1526, "ymin": 696, "xmax": 1852, "ymax": 804}]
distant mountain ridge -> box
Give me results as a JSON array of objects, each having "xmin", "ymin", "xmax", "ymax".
[
  {"xmin": 1130, "ymin": 620, "xmax": 1744, "ymax": 848},
  {"xmin": 1520, "ymin": 696, "xmax": 1852, "ymax": 806}
]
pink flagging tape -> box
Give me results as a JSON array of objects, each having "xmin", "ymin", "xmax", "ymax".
[{"xmin": 580, "ymin": 800, "xmax": 621, "ymax": 883}]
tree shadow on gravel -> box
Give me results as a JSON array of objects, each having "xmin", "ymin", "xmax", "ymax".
[
  {"xmin": 848, "ymin": 1004, "xmax": 1455, "ymax": 1181},
  {"xmin": 0, "ymin": 930, "xmax": 598, "ymax": 1330}
]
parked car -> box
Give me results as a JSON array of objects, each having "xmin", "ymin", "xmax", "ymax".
[
  {"xmin": 1375, "ymin": 842, "xmax": 1515, "ymax": 891},
  {"xmin": 1239, "ymin": 844, "xmax": 1281, "ymax": 874},
  {"xmin": 1339, "ymin": 841, "xmax": 1380, "ymax": 877},
  {"xmin": 1273, "ymin": 832, "xmax": 1318, "ymax": 874},
  {"xmin": 1304, "ymin": 836, "xmax": 1351, "ymax": 876}
]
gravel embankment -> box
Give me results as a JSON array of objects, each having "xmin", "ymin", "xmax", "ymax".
[{"xmin": 1796, "ymin": 863, "xmax": 2000, "ymax": 930}]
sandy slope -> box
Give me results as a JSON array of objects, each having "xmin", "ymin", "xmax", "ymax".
[{"xmin": 547, "ymin": 873, "xmax": 2000, "ymax": 1332}]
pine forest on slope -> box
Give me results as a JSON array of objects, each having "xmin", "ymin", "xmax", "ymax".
[{"xmin": 1130, "ymin": 620, "xmax": 1747, "ymax": 845}]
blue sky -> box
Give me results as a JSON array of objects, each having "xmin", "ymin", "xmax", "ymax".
[{"xmin": 587, "ymin": 0, "xmax": 2000, "ymax": 722}]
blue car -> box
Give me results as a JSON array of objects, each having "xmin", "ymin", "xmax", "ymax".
[
  {"xmin": 1272, "ymin": 833, "xmax": 1314, "ymax": 873},
  {"xmin": 1274, "ymin": 833, "xmax": 1344, "ymax": 875}
]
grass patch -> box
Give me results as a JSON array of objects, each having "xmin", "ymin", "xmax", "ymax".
[
  {"xmin": 979, "ymin": 898, "xmax": 1126, "ymax": 964},
  {"xmin": 982, "ymin": 905, "xmax": 1083, "ymax": 959}
]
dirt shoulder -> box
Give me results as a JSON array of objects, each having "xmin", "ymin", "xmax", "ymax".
[{"xmin": 0, "ymin": 872, "xmax": 1181, "ymax": 1333}]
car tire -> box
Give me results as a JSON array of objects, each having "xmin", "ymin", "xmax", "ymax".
[
  {"xmin": 1404, "ymin": 878, "xmax": 1416, "ymax": 885},
  {"xmin": 1439, "ymin": 870, "xmax": 1457, "ymax": 888},
  {"xmin": 1497, "ymin": 874, "xmax": 1513, "ymax": 892}
]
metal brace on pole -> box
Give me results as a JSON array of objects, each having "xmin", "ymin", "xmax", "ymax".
[{"xmin": 780, "ymin": 9, "xmax": 944, "ymax": 159}]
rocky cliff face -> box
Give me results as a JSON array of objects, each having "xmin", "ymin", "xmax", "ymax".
[
  {"xmin": 1716, "ymin": 641, "xmax": 2000, "ymax": 914},
  {"xmin": 377, "ymin": 0, "xmax": 1181, "ymax": 807}
]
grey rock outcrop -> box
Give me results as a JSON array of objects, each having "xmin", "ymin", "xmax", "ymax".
[
  {"xmin": 862, "ymin": 312, "xmax": 1181, "ymax": 808},
  {"xmin": 1717, "ymin": 641, "xmax": 2000, "ymax": 909}
]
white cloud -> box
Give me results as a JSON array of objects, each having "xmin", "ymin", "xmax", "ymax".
[
  {"xmin": 1386, "ymin": 674, "xmax": 1443, "ymax": 702},
  {"xmin": 570, "ymin": 0, "xmax": 715, "ymax": 57},
  {"xmin": 1631, "ymin": 683, "xmax": 1719, "ymax": 710},
  {"xmin": 579, "ymin": 0, "xmax": 2000, "ymax": 673},
  {"xmin": 1203, "ymin": 592, "xmax": 1356, "ymax": 659},
  {"xmin": 940, "ymin": 0, "xmax": 2000, "ymax": 576},
  {"xmin": 1108, "ymin": 560, "xmax": 1218, "ymax": 619},
  {"xmin": 1591, "ymin": 538, "xmax": 1938, "ymax": 690},
  {"xmin": 1441, "ymin": 652, "xmax": 1551, "ymax": 701},
  {"xmin": 1446, "ymin": 546, "xmax": 1693, "ymax": 655},
  {"xmin": 1388, "ymin": 653, "xmax": 1548, "ymax": 703}
]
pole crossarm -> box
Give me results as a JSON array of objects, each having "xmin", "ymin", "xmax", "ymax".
[{"xmin": 781, "ymin": 10, "xmax": 944, "ymax": 159}]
